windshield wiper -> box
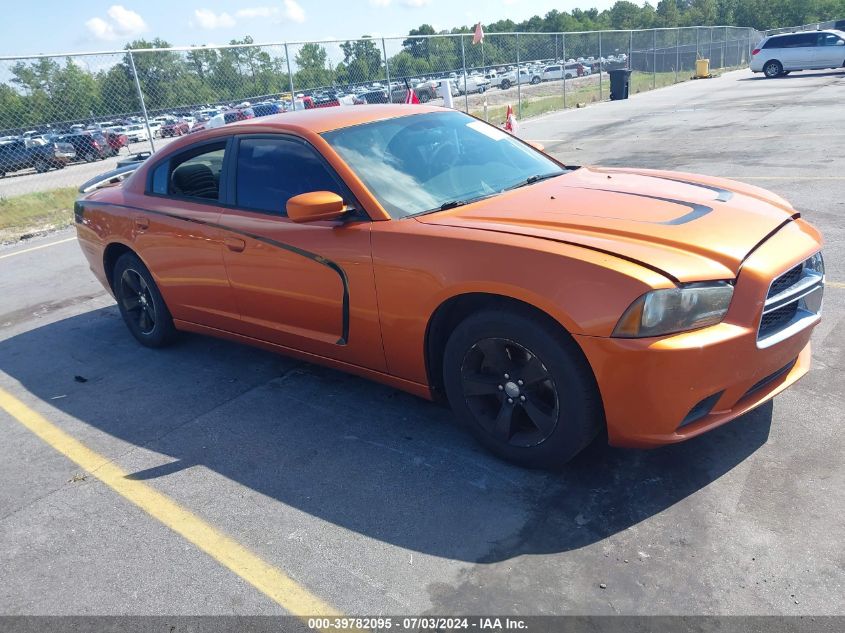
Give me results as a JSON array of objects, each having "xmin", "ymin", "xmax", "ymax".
[
  {"xmin": 506, "ymin": 172, "xmax": 563, "ymax": 191},
  {"xmin": 412, "ymin": 192, "xmax": 499, "ymax": 217}
]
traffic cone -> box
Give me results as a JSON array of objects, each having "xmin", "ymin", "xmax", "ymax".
[{"xmin": 503, "ymin": 104, "xmax": 518, "ymax": 133}]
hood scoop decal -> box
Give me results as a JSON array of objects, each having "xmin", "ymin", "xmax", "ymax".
[{"xmin": 567, "ymin": 187, "xmax": 713, "ymax": 226}]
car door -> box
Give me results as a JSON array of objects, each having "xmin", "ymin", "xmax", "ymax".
[
  {"xmin": 786, "ymin": 33, "xmax": 818, "ymax": 68},
  {"xmin": 814, "ymin": 32, "xmax": 845, "ymax": 68},
  {"xmin": 215, "ymin": 134, "xmax": 386, "ymax": 371},
  {"xmin": 128, "ymin": 138, "xmax": 242, "ymax": 332}
]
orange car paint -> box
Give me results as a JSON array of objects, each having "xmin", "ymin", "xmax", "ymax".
[{"xmin": 75, "ymin": 105, "xmax": 823, "ymax": 447}]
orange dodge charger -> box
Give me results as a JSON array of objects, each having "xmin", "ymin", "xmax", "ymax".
[{"xmin": 75, "ymin": 105, "xmax": 824, "ymax": 468}]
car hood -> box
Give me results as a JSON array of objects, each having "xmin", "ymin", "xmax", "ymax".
[{"xmin": 416, "ymin": 166, "xmax": 799, "ymax": 282}]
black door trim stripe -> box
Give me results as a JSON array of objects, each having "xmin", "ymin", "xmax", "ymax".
[{"xmin": 79, "ymin": 200, "xmax": 350, "ymax": 345}]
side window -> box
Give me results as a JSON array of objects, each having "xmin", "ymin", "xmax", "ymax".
[
  {"xmin": 766, "ymin": 36, "xmax": 793, "ymax": 49},
  {"xmin": 166, "ymin": 143, "xmax": 226, "ymax": 201},
  {"xmin": 819, "ymin": 33, "xmax": 843, "ymax": 46},
  {"xmin": 795, "ymin": 33, "xmax": 819, "ymax": 47},
  {"xmin": 234, "ymin": 137, "xmax": 347, "ymax": 215}
]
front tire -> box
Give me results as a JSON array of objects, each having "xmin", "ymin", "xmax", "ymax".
[
  {"xmin": 763, "ymin": 60, "xmax": 783, "ymax": 78},
  {"xmin": 443, "ymin": 308, "xmax": 603, "ymax": 469},
  {"xmin": 113, "ymin": 252, "xmax": 177, "ymax": 348}
]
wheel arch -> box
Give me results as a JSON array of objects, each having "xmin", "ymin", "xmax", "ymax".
[
  {"xmin": 424, "ymin": 292, "xmax": 595, "ymax": 400},
  {"xmin": 103, "ymin": 242, "xmax": 138, "ymax": 292}
]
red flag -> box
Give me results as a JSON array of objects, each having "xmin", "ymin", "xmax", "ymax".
[
  {"xmin": 405, "ymin": 79, "xmax": 420, "ymax": 105},
  {"xmin": 473, "ymin": 22, "xmax": 484, "ymax": 45}
]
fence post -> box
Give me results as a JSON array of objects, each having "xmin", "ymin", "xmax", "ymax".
[
  {"xmin": 696, "ymin": 27, "xmax": 700, "ymax": 60},
  {"xmin": 516, "ymin": 32, "xmax": 522, "ymax": 118},
  {"xmin": 629, "ymin": 30, "xmax": 634, "ymax": 70},
  {"xmin": 723, "ymin": 26, "xmax": 728, "ymax": 68},
  {"xmin": 562, "ymin": 33, "xmax": 567, "ymax": 110},
  {"xmin": 675, "ymin": 28, "xmax": 680, "ymax": 83},
  {"xmin": 382, "ymin": 38, "xmax": 392, "ymax": 103},
  {"xmin": 461, "ymin": 34, "xmax": 469, "ymax": 113},
  {"xmin": 653, "ymin": 29, "xmax": 657, "ymax": 89},
  {"xmin": 709, "ymin": 27, "xmax": 714, "ymax": 67},
  {"xmin": 284, "ymin": 43, "xmax": 295, "ymax": 109},
  {"xmin": 598, "ymin": 31, "xmax": 603, "ymax": 101},
  {"xmin": 127, "ymin": 50, "xmax": 155, "ymax": 153}
]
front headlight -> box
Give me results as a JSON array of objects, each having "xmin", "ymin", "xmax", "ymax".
[{"xmin": 612, "ymin": 282, "xmax": 734, "ymax": 338}]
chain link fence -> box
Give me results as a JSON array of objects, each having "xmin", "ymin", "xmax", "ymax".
[{"xmin": 0, "ymin": 26, "xmax": 759, "ymax": 239}]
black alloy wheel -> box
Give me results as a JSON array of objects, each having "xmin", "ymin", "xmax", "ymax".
[
  {"xmin": 460, "ymin": 337, "xmax": 559, "ymax": 448},
  {"xmin": 443, "ymin": 308, "xmax": 603, "ymax": 469},
  {"xmin": 119, "ymin": 268, "xmax": 157, "ymax": 336},
  {"xmin": 113, "ymin": 252, "xmax": 177, "ymax": 348}
]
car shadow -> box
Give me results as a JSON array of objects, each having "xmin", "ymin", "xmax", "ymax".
[
  {"xmin": 0, "ymin": 306, "xmax": 774, "ymax": 563},
  {"xmin": 739, "ymin": 69, "xmax": 845, "ymax": 80}
]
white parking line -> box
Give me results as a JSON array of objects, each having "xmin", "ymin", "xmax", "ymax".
[{"xmin": 0, "ymin": 237, "xmax": 76, "ymax": 260}]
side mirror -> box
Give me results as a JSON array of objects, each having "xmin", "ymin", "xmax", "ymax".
[
  {"xmin": 527, "ymin": 141, "xmax": 545, "ymax": 152},
  {"xmin": 287, "ymin": 191, "xmax": 347, "ymax": 223}
]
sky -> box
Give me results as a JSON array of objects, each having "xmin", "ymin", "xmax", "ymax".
[{"xmin": 4, "ymin": 0, "xmax": 622, "ymax": 57}]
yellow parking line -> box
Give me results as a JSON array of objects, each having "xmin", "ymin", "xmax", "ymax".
[
  {"xmin": 0, "ymin": 386, "xmax": 342, "ymax": 620},
  {"xmin": 0, "ymin": 237, "xmax": 76, "ymax": 260},
  {"xmin": 828, "ymin": 281, "xmax": 845, "ymax": 289}
]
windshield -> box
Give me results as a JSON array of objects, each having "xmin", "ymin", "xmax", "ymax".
[{"xmin": 321, "ymin": 110, "xmax": 567, "ymax": 218}]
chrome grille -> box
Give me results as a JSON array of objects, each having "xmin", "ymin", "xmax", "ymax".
[{"xmin": 757, "ymin": 253, "xmax": 824, "ymax": 347}]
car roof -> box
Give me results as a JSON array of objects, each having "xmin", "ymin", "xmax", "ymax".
[
  {"xmin": 768, "ymin": 29, "xmax": 841, "ymax": 39},
  {"xmin": 228, "ymin": 104, "xmax": 445, "ymax": 134}
]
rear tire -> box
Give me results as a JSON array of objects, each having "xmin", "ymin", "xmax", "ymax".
[
  {"xmin": 763, "ymin": 60, "xmax": 783, "ymax": 78},
  {"xmin": 500, "ymin": 79, "xmax": 511, "ymax": 90},
  {"xmin": 34, "ymin": 159, "xmax": 49, "ymax": 173},
  {"xmin": 113, "ymin": 252, "xmax": 177, "ymax": 348},
  {"xmin": 531, "ymin": 76, "xmax": 541, "ymax": 85},
  {"xmin": 443, "ymin": 308, "xmax": 603, "ymax": 469}
]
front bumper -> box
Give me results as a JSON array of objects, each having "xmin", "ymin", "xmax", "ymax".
[{"xmin": 575, "ymin": 219, "xmax": 822, "ymax": 448}]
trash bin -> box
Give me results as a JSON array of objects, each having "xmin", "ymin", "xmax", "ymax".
[
  {"xmin": 609, "ymin": 69, "xmax": 632, "ymax": 101},
  {"xmin": 695, "ymin": 58, "xmax": 710, "ymax": 78}
]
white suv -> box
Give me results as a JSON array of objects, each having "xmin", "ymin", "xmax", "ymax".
[{"xmin": 751, "ymin": 30, "xmax": 845, "ymax": 78}]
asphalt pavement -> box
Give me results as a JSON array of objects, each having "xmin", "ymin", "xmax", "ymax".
[{"xmin": 0, "ymin": 68, "xmax": 843, "ymax": 619}]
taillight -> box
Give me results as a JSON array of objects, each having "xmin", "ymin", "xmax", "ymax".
[{"xmin": 752, "ymin": 48, "xmax": 761, "ymax": 56}]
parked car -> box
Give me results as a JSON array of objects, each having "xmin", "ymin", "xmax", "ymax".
[
  {"xmin": 124, "ymin": 124, "xmax": 150, "ymax": 143},
  {"xmin": 0, "ymin": 137, "xmax": 76, "ymax": 177},
  {"xmin": 358, "ymin": 89, "xmax": 390, "ymax": 104},
  {"xmin": 751, "ymin": 30, "xmax": 845, "ymax": 78},
  {"xmin": 160, "ymin": 120, "xmax": 191, "ymax": 137},
  {"xmin": 492, "ymin": 69, "xmax": 540, "ymax": 90},
  {"xmin": 567, "ymin": 62, "xmax": 591, "ymax": 77},
  {"xmin": 390, "ymin": 82, "xmax": 437, "ymax": 103},
  {"xmin": 75, "ymin": 105, "xmax": 824, "ymax": 469},
  {"xmin": 542, "ymin": 64, "xmax": 581, "ymax": 81},
  {"xmin": 454, "ymin": 74, "xmax": 491, "ymax": 94},
  {"xmin": 58, "ymin": 132, "xmax": 111, "ymax": 162},
  {"xmin": 251, "ymin": 103, "xmax": 283, "ymax": 117},
  {"xmin": 192, "ymin": 108, "xmax": 255, "ymax": 133},
  {"xmin": 103, "ymin": 130, "xmax": 129, "ymax": 155}
]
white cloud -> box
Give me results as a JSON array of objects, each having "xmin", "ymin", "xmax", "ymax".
[
  {"xmin": 283, "ymin": 0, "xmax": 306, "ymax": 23},
  {"xmin": 232, "ymin": 2, "xmax": 305, "ymax": 24},
  {"xmin": 236, "ymin": 7, "xmax": 279, "ymax": 18},
  {"xmin": 85, "ymin": 5, "xmax": 147, "ymax": 40},
  {"xmin": 402, "ymin": 0, "xmax": 431, "ymax": 6},
  {"xmin": 194, "ymin": 8, "xmax": 237, "ymax": 29}
]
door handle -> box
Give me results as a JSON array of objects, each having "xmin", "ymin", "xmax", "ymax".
[
  {"xmin": 224, "ymin": 237, "xmax": 246, "ymax": 253},
  {"xmin": 133, "ymin": 217, "xmax": 149, "ymax": 230}
]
